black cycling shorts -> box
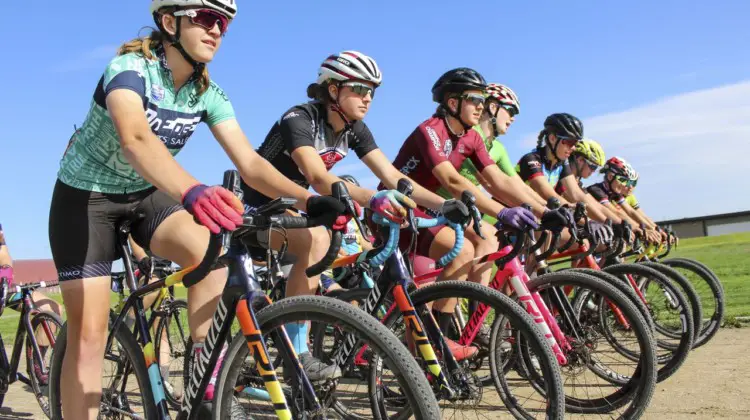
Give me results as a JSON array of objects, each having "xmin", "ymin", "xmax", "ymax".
[{"xmin": 48, "ymin": 180, "xmax": 183, "ymax": 281}]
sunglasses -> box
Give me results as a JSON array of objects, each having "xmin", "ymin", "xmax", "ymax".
[
  {"xmin": 174, "ymin": 9, "xmax": 230, "ymax": 36},
  {"xmin": 501, "ymin": 104, "xmax": 519, "ymax": 118},
  {"xmin": 461, "ymin": 93, "xmax": 486, "ymax": 106},
  {"xmin": 341, "ymin": 82, "xmax": 375, "ymax": 99},
  {"xmin": 585, "ymin": 161, "xmax": 599, "ymax": 171},
  {"xmin": 557, "ymin": 135, "xmax": 579, "ymax": 147},
  {"xmin": 614, "ymin": 175, "xmax": 636, "ymax": 187}
]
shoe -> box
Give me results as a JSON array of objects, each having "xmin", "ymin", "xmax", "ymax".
[
  {"xmin": 444, "ymin": 338, "xmax": 479, "ymax": 361},
  {"xmin": 285, "ymin": 352, "xmax": 342, "ymax": 382}
]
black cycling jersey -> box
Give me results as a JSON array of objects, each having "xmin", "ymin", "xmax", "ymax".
[{"xmin": 241, "ymin": 101, "xmax": 378, "ymax": 207}]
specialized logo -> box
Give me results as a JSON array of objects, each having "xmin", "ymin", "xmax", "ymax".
[
  {"xmin": 443, "ymin": 140, "xmax": 453, "ymax": 156},
  {"xmin": 283, "ymin": 111, "xmax": 299, "ymax": 120},
  {"xmin": 426, "ymin": 126, "xmax": 442, "ymax": 153},
  {"xmin": 151, "ymin": 84, "xmax": 165, "ymax": 102}
]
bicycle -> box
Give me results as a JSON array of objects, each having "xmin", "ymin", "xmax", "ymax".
[
  {"xmin": 312, "ymin": 183, "xmax": 565, "ymax": 419},
  {"xmin": 406, "ymin": 199, "xmax": 658, "ymax": 418},
  {"xmin": 0, "ymin": 278, "xmax": 63, "ymax": 418},
  {"xmin": 49, "ymin": 171, "xmax": 441, "ymax": 420}
]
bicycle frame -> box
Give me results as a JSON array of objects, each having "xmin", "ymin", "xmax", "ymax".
[{"xmin": 109, "ymin": 239, "xmax": 319, "ymax": 420}]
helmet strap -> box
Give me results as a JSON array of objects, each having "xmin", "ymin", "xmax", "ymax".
[
  {"xmin": 487, "ymin": 101, "xmax": 501, "ymax": 137},
  {"xmin": 156, "ymin": 12, "xmax": 205, "ymax": 77},
  {"xmin": 543, "ymin": 133, "xmax": 560, "ymax": 165},
  {"xmin": 443, "ymin": 97, "xmax": 473, "ymax": 131}
]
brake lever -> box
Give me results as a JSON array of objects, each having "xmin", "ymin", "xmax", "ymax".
[
  {"xmin": 461, "ymin": 190, "xmax": 485, "ymax": 239},
  {"xmin": 332, "ymin": 181, "xmax": 369, "ymax": 243},
  {"xmin": 397, "ymin": 178, "xmax": 418, "ymax": 233}
]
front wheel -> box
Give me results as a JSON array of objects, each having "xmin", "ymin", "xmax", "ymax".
[
  {"xmin": 213, "ymin": 295, "xmax": 441, "ymax": 420},
  {"xmin": 26, "ymin": 310, "xmax": 63, "ymax": 418}
]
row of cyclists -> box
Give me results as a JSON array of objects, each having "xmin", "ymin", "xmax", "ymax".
[{"xmin": 5, "ymin": 0, "xmax": 667, "ymax": 417}]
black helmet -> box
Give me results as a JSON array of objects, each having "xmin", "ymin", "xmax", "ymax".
[
  {"xmin": 339, "ymin": 174, "xmax": 360, "ymax": 187},
  {"xmin": 431, "ymin": 67, "xmax": 487, "ymax": 103},
  {"xmin": 543, "ymin": 113, "xmax": 584, "ymax": 140}
]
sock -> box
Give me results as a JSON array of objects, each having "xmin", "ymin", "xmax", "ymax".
[{"xmin": 285, "ymin": 322, "xmax": 309, "ymax": 354}]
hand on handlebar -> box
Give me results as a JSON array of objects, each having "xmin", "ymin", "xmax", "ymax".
[
  {"xmin": 588, "ymin": 220, "xmax": 614, "ymax": 246},
  {"xmin": 182, "ymin": 184, "xmax": 245, "ymax": 234},
  {"xmin": 306, "ymin": 195, "xmax": 348, "ymax": 231},
  {"xmin": 440, "ymin": 199, "xmax": 471, "ymax": 227},
  {"xmin": 369, "ymin": 190, "xmax": 416, "ymax": 225},
  {"xmin": 497, "ymin": 206, "xmax": 539, "ymax": 230}
]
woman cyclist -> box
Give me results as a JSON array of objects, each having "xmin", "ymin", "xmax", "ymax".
[
  {"xmin": 587, "ymin": 157, "xmax": 662, "ymax": 243},
  {"xmin": 48, "ymin": 1, "xmax": 351, "ymax": 417},
  {"xmin": 385, "ymin": 68, "xmax": 553, "ymax": 358},
  {"xmin": 515, "ymin": 113, "xmax": 615, "ymax": 245},
  {"xmin": 435, "ymin": 83, "xmax": 549, "ymax": 217},
  {"xmin": 240, "ymin": 50, "xmax": 469, "ymax": 369}
]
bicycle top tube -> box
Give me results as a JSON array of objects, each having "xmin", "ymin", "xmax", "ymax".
[{"xmin": 367, "ymin": 212, "xmax": 464, "ymax": 268}]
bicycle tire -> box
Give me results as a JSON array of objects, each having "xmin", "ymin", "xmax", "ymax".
[
  {"xmin": 154, "ymin": 298, "xmax": 189, "ymax": 409},
  {"xmin": 48, "ymin": 321, "xmax": 158, "ymax": 420},
  {"xmin": 662, "ymin": 258, "xmax": 724, "ymax": 347},
  {"xmin": 26, "ymin": 310, "xmax": 63, "ymax": 418},
  {"xmin": 564, "ymin": 267, "xmax": 656, "ymax": 332},
  {"xmin": 214, "ymin": 295, "xmax": 441, "ymax": 420},
  {"xmin": 638, "ymin": 261, "xmax": 703, "ymax": 343},
  {"xmin": 526, "ymin": 271, "xmax": 657, "ymax": 419},
  {"xmin": 381, "ymin": 281, "xmax": 566, "ymax": 420},
  {"xmin": 598, "ymin": 264, "xmax": 694, "ymax": 382}
]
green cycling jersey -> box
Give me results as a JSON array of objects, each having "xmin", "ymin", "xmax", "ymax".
[
  {"xmin": 436, "ymin": 125, "xmax": 516, "ymax": 199},
  {"xmin": 58, "ymin": 46, "xmax": 235, "ymax": 194}
]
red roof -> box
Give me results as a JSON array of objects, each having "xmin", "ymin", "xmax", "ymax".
[{"xmin": 13, "ymin": 259, "xmax": 58, "ymax": 285}]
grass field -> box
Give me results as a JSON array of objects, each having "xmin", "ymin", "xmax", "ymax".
[{"xmin": 1, "ymin": 232, "xmax": 747, "ymax": 342}]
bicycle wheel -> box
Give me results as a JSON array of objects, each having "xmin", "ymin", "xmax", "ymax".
[
  {"xmin": 526, "ymin": 271, "xmax": 657, "ymax": 419},
  {"xmin": 663, "ymin": 258, "xmax": 724, "ymax": 347},
  {"xmin": 48, "ymin": 321, "xmax": 157, "ymax": 419},
  {"xmin": 154, "ymin": 298, "xmax": 189, "ymax": 409},
  {"xmin": 637, "ymin": 261, "xmax": 703, "ymax": 343},
  {"xmin": 379, "ymin": 281, "xmax": 565, "ymax": 420},
  {"xmin": 214, "ymin": 295, "xmax": 441, "ymax": 420},
  {"xmin": 26, "ymin": 310, "xmax": 63, "ymax": 418},
  {"xmin": 598, "ymin": 264, "xmax": 694, "ymax": 382}
]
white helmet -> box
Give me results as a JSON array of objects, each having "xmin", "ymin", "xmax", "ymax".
[
  {"xmin": 316, "ymin": 51, "xmax": 382, "ymax": 87},
  {"xmin": 150, "ymin": 0, "xmax": 237, "ymax": 19}
]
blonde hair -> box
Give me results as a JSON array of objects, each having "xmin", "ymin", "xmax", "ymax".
[{"xmin": 117, "ymin": 28, "xmax": 211, "ymax": 95}]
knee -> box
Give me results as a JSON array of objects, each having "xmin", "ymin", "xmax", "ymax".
[
  {"xmin": 66, "ymin": 317, "xmax": 108, "ymax": 356},
  {"xmin": 294, "ymin": 227, "xmax": 330, "ymax": 261},
  {"xmin": 476, "ymin": 226, "xmax": 499, "ymax": 253},
  {"xmin": 454, "ymin": 240, "xmax": 475, "ymax": 266}
]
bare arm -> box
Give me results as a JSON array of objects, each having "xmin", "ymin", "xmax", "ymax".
[
  {"xmin": 432, "ymin": 162, "xmax": 506, "ymax": 216},
  {"xmin": 479, "ymin": 165, "xmax": 547, "ymax": 217},
  {"xmin": 108, "ymin": 90, "xmax": 199, "ymax": 202},
  {"xmin": 361, "ymin": 149, "xmax": 444, "ymax": 210},
  {"xmin": 528, "ymin": 176, "xmax": 574, "ymax": 207},
  {"xmin": 291, "ymin": 146, "xmax": 376, "ymax": 208},
  {"xmin": 0, "ymin": 244, "xmax": 12, "ymax": 267},
  {"xmin": 560, "ymin": 177, "xmax": 610, "ymax": 222},
  {"xmin": 212, "ymin": 120, "xmax": 315, "ymax": 211}
]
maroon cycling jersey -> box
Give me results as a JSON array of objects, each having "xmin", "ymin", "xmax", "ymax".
[
  {"xmin": 383, "ymin": 116, "xmax": 495, "ymax": 193},
  {"xmin": 586, "ymin": 181, "xmax": 625, "ymax": 205}
]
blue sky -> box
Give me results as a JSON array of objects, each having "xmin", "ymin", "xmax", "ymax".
[{"xmin": 2, "ymin": 1, "xmax": 750, "ymax": 259}]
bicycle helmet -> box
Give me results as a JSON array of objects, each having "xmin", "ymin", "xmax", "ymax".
[
  {"xmin": 431, "ymin": 67, "xmax": 487, "ymax": 103},
  {"xmin": 573, "ymin": 139, "xmax": 606, "ymax": 166},
  {"xmin": 316, "ymin": 51, "xmax": 382, "ymax": 87},
  {"xmin": 485, "ymin": 83, "xmax": 520, "ymax": 114},
  {"xmin": 601, "ymin": 156, "xmax": 637, "ymax": 179},
  {"xmin": 543, "ymin": 113, "xmax": 584, "ymax": 140},
  {"xmin": 150, "ymin": 0, "xmax": 237, "ymax": 18}
]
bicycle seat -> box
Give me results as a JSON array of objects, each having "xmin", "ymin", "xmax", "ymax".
[{"xmin": 116, "ymin": 209, "xmax": 147, "ymax": 237}]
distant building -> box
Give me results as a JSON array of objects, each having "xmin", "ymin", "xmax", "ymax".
[
  {"xmin": 658, "ymin": 210, "xmax": 750, "ymax": 239},
  {"xmin": 12, "ymin": 259, "xmax": 58, "ymax": 285}
]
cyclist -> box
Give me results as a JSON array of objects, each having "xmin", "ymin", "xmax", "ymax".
[
  {"xmin": 587, "ymin": 157, "xmax": 662, "ymax": 243},
  {"xmin": 515, "ymin": 114, "xmax": 615, "ymax": 245},
  {"xmin": 48, "ymin": 1, "xmax": 352, "ymax": 417},
  {"xmin": 384, "ymin": 68, "xmax": 549, "ymax": 358},
  {"xmin": 619, "ymin": 166, "xmax": 667, "ymax": 242},
  {"xmin": 435, "ymin": 83, "xmax": 549, "ymax": 217},
  {"xmin": 241, "ymin": 50, "xmax": 471, "ymax": 369}
]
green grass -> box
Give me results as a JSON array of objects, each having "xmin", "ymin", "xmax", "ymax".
[{"xmin": 663, "ymin": 231, "xmax": 750, "ymax": 319}]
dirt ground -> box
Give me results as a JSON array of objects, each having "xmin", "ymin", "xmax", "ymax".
[{"xmin": 0, "ymin": 328, "xmax": 748, "ymax": 419}]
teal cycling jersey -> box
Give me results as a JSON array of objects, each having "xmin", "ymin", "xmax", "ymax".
[{"xmin": 58, "ymin": 45, "xmax": 235, "ymax": 194}]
